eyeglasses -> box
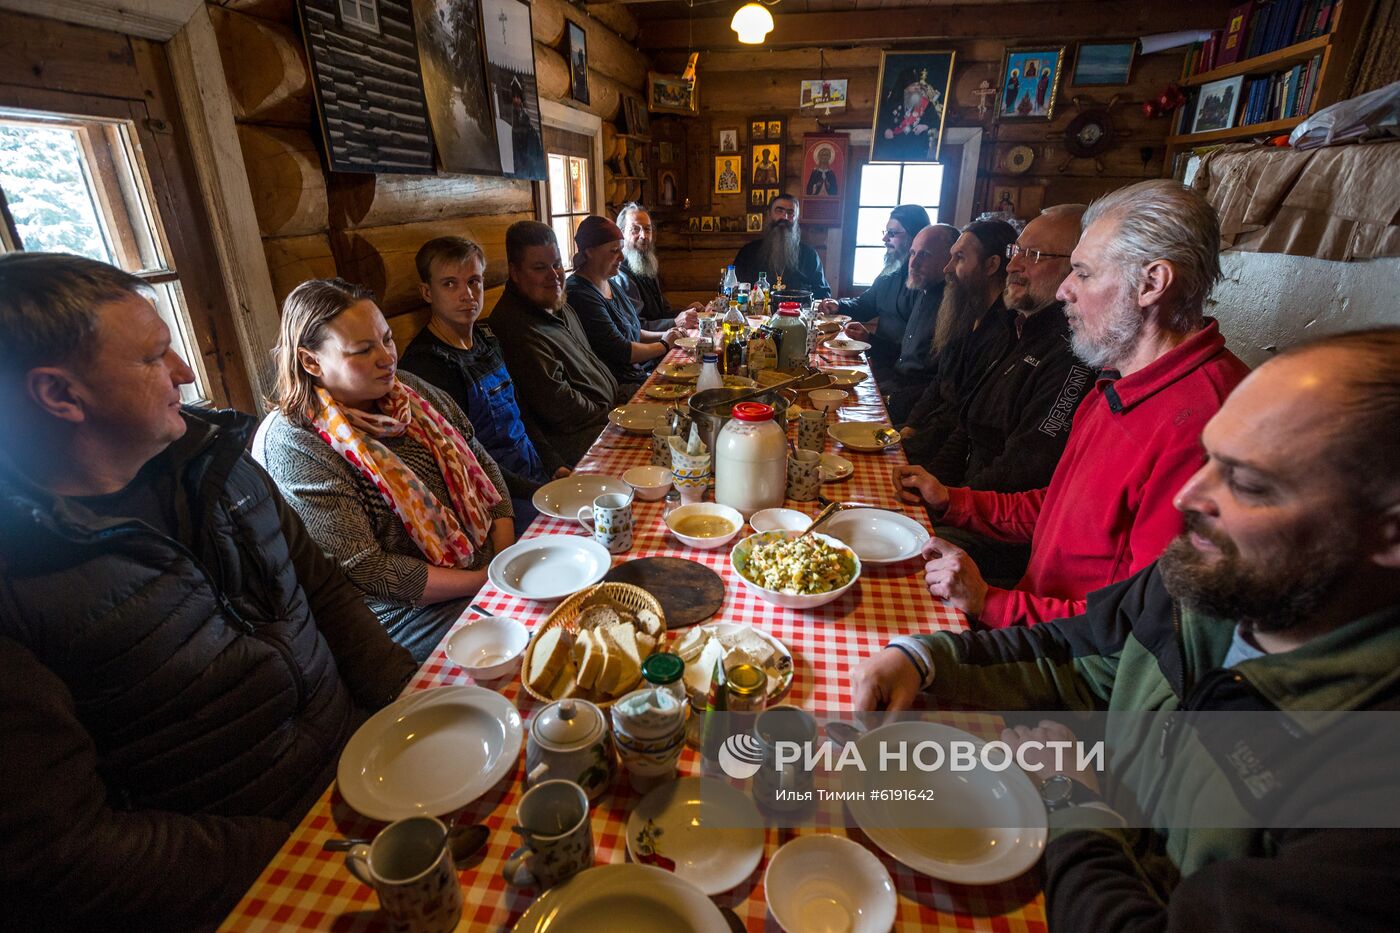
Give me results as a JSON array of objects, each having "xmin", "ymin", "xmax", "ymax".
[{"xmin": 1006, "ymin": 244, "xmax": 1071, "ymax": 263}]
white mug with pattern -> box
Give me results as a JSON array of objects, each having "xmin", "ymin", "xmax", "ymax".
[{"xmin": 344, "ymin": 816, "xmax": 462, "ymax": 933}]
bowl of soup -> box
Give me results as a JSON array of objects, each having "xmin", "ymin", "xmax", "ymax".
[{"xmin": 664, "ymin": 503, "xmax": 744, "ymax": 550}]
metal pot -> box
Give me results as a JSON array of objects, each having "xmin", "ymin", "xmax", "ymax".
[
  {"xmin": 772, "ymin": 289, "xmax": 813, "ymax": 307},
  {"xmin": 688, "ymin": 387, "xmax": 795, "ymax": 452}
]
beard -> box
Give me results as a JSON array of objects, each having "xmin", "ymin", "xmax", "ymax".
[
  {"xmin": 931, "ymin": 272, "xmax": 984, "ymax": 355},
  {"xmin": 1158, "ymin": 511, "xmax": 1355, "ymax": 633},
  {"xmin": 622, "ymin": 242, "xmax": 659, "ymax": 279},
  {"xmin": 1005, "ymin": 273, "xmax": 1057, "ymax": 314},
  {"xmin": 883, "ymin": 244, "xmax": 909, "ymax": 278},
  {"xmin": 1068, "ymin": 289, "xmax": 1143, "ymax": 370},
  {"xmin": 759, "ymin": 219, "xmax": 801, "ymax": 279}
]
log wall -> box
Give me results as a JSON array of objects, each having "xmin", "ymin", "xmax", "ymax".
[{"xmin": 208, "ymin": 0, "xmax": 646, "ymax": 347}]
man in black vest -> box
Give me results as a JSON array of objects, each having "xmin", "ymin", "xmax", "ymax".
[
  {"xmin": 0, "ymin": 253, "xmax": 415, "ymax": 929},
  {"xmin": 613, "ymin": 202, "xmax": 702, "ymax": 332}
]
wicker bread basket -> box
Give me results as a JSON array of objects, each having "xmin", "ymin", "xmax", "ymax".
[{"xmin": 519, "ymin": 582, "xmax": 667, "ymax": 708}]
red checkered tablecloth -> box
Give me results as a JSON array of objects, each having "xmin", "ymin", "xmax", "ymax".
[{"xmin": 221, "ymin": 347, "xmax": 1048, "ymax": 932}]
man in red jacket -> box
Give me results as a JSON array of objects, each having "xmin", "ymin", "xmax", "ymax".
[{"xmin": 895, "ymin": 179, "xmax": 1251, "ymax": 627}]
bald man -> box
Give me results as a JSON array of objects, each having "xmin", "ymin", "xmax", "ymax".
[{"xmin": 885, "ymin": 223, "xmax": 959, "ymax": 423}]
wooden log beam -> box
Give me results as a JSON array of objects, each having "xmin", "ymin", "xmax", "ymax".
[
  {"xmin": 536, "ymin": 41, "xmax": 624, "ymax": 122},
  {"xmin": 586, "ymin": 3, "xmax": 641, "ymax": 43},
  {"xmin": 263, "ymin": 232, "xmax": 337, "ymax": 307},
  {"xmin": 209, "ymin": 6, "xmax": 311, "ymax": 125},
  {"xmin": 328, "ymin": 173, "xmax": 534, "ymax": 230},
  {"xmin": 237, "ymin": 124, "xmax": 328, "ymax": 237},
  {"xmin": 209, "ymin": 0, "xmax": 295, "ymax": 25},
  {"xmin": 639, "ymin": 1, "xmax": 1224, "ymax": 51}
]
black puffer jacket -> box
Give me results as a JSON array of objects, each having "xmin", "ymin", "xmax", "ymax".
[{"xmin": 0, "ymin": 407, "xmax": 415, "ymax": 930}]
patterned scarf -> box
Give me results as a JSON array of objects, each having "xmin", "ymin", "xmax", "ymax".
[{"xmin": 311, "ymin": 381, "xmax": 501, "ymax": 568}]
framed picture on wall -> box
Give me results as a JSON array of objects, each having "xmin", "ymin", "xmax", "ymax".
[
  {"xmin": 746, "ymin": 212, "xmax": 763, "ymax": 232},
  {"xmin": 1072, "ymin": 40, "xmax": 1136, "ymax": 86},
  {"xmin": 997, "ymin": 47, "xmax": 1065, "ymax": 120},
  {"xmin": 479, "ymin": 0, "xmax": 546, "ymax": 178},
  {"xmin": 718, "ymin": 128, "xmax": 738, "ymax": 152},
  {"xmin": 714, "ymin": 155, "xmax": 741, "ymax": 195},
  {"xmin": 566, "ymin": 21, "xmax": 590, "ymax": 104},
  {"xmin": 750, "ymin": 143, "xmax": 781, "ymax": 187},
  {"xmin": 648, "ymin": 72, "xmax": 697, "ymax": 115},
  {"xmin": 1190, "ymin": 75, "xmax": 1244, "ymax": 134},
  {"xmin": 870, "ymin": 50, "xmax": 956, "ymax": 162},
  {"xmin": 750, "ymin": 119, "xmax": 766, "ymax": 140},
  {"xmin": 800, "ymin": 132, "xmax": 847, "ymax": 227}
]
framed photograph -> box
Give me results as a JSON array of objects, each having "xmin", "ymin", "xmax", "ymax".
[
  {"xmin": 800, "ymin": 78, "xmax": 848, "ymax": 114},
  {"xmin": 766, "ymin": 120, "xmax": 783, "ymax": 140},
  {"xmin": 648, "ymin": 72, "xmax": 697, "ymax": 115},
  {"xmin": 718, "ymin": 128, "xmax": 738, "ymax": 153},
  {"xmin": 659, "ymin": 169, "xmax": 678, "ymax": 206},
  {"xmin": 800, "ymin": 132, "xmax": 847, "ymax": 227},
  {"xmin": 870, "ymin": 50, "xmax": 956, "ymax": 162},
  {"xmin": 750, "ymin": 143, "xmax": 781, "ymax": 186},
  {"xmin": 700, "ymin": 215, "xmax": 715, "ymax": 232},
  {"xmin": 997, "ymin": 47, "xmax": 1065, "ymax": 120},
  {"xmin": 657, "ymin": 141, "xmax": 674, "ymax": 163},
  {"xmin": 714, "ymin": 154, "xmax": 741, "ymax": 195},
  {"xmin": 1191, "ymin": 75, "xmax": 1244, "ymax": 134},
  {"xmin": 746, "ymin": 212, "xmax": 763, "ymax": 232},
  {"xmin": 1072, "ymin": 41, "xmax": 1136, "ymax": 87},
  {"xmin": 750, "ymin": 120, "xmax": 766, "ymax": 140},
  {"xmin": 566, "ymin": 21, "xmax": 589, "ymax": 104},
  {"xmin": 479, "ymin": 0, "xmax": 546, "ymax": 178},
  {"xmin": 411, "ymin": 0, "xmax": 500, "ymax": 175},
  {"xmin": 299, "ymin": 0, "xmax": 434, "ymax": 174},
  {"xmin": 621, "ymin": 96, "xmax": 649, "ymax": 136}
]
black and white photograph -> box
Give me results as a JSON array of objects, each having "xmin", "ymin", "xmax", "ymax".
[
  {"xmin": 298, "ymin": 0, "xmax": 435, "ymax": 173},
  {"xmin": 411, "ymin": 0, "xmax": 500, "ymax": 174},
  {"xmin": 480, "ymin": 0, "xmax": 545, "ymax": 179},
  {"xmin": 567, "ymin": 21, "xmax": 590, "ymax": 105}
]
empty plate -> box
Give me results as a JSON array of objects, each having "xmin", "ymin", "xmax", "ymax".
[
  {"xmin": 626, "ymin": 777, "xmax": 765, "ymax": 895},
  {"xmin": 337, "ymin": 685, "xmax": 523, "ymax": 822},
  {"xmin": 532, "ymin": 474, "xmax": 628, "ymax": 519},
  {"xmin": 828, "ymin": 422, "xmax": 900, "ymax": 452},
  {"xmin": 820, "ymin": 453, "xmax": 853, "ymax": 482},
  {"xmin": 822, "ymin": 508, "xmax": 930, "ymax": 564},
  {"xmin": 487, "ymin": 535, "xmax": 612, "ymax": 601},
  {"xmin": 823, "ymin": 368, "xmax": 868, "ymax": 388},
  {"xmin": 609, "ymin": 404, "xmax": 672, "ymax": 434},
  {"xmin": 513, "ymin": 864, "xmax": 727, "ymax": 933}
]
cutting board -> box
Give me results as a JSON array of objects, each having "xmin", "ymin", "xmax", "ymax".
[{"xmin": 603, "ymin": 557, "xmax": 725, "ymax": 628}]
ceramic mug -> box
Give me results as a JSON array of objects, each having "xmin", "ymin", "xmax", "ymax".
[
  {"xmin": 797, "ymin": 409, "xmax": 826, "ymax": 452},
  {"xmin": 345, "ymin": 816, "xmax": 462, "ymax": 933},
  {"xmin": 787, "ymin": 449, "xmax": 822, "ymax": 501},
  {"xmin": 651, "ymin": 425, "xmax": 674, "ymax": 467},
  {"xmin": 503, "ymin": 780, "xmax": 595, "ymax": 889},
  {"xmin": 753, "ymin": 705, "xmax": 818, "ymax": 812},
  {"xmin": 578, "ymin": 492, "xmax": 633, "ymax": 553}
]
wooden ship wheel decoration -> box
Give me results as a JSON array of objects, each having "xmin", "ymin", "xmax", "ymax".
[{"xmin": 1053, "ymin": 95, "xmax": 1132, "ymax": 174}]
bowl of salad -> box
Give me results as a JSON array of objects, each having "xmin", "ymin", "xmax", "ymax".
[{"xmin": 730, "ymin": 530, "xmax": 861, "ymax": 610}]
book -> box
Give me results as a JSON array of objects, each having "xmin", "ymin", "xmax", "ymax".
[{"xmin": 1218, "ymin": 2, "xmax": 1255, "ymax": 66}]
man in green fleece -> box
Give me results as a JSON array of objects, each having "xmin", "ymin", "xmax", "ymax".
[{"xmin": 854, "ymin": 328, "xmax": 1400, "ymax": 931}]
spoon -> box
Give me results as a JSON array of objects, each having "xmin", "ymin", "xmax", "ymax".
[
  {"xmin": 322, "ymin": 822, "xmax": 490, "ymax": 865},
  {"xmin": 795, "ymin": 499, "xmax": 844, "ymax": 542}
]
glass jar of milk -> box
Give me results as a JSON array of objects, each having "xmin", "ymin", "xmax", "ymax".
[{"xmin": 714, "ymin": 401, "xmax": 787, "ymax": 519}]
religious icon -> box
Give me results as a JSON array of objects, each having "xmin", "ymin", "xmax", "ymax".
[{"xmin": 870, "ymin": 50, "xmax": 956, "ymax": 162}]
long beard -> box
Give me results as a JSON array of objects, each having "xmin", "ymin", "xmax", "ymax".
[
  {"xmin": 759, "ymin": 221, "xmax": 801, "ymax": 278},
  {"xmin": 623, "ymin": 243, "xmax": 658, "ymax": 279},
  {"xmin": 1068, "ymin": 292, "xmax": 1143, "ymax": 369},
  {"xmin": 882, "ymin": 246, "xmax": 907, "ymax": 278},
  {"xmin": 931, "ymin": 274, "xmax": 981, "ymax": 355},
  {"xmin": 1158, "ymin": 511, "xmax": 1354, "ymax": 633}
]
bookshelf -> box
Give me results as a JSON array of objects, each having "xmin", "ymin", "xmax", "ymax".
[{"xmin": 1164, "ymin": 1, "xmax": 1364, "ymax": 163}]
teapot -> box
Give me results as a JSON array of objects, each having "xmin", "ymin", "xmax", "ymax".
[{"xmin": 526, "ymin": 698, "xmax": 615, "ymax": 802}]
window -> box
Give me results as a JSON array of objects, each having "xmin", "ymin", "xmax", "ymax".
[
  {"xmin": 851, "ymin": 162, "xmax": 944, "ymax": 287},
  {"xmin": 339, "ymin": 0, "xmax": 381, "ymax": 34},
  {"xmin": 546, "ymin": 152, "xmax": 591, "ymax": 265},
  {"xmin": 0, "ymin": 111, "xmax": 208, "ymax": 402}
]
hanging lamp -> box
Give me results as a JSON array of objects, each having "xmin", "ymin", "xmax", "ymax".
[{"xmin": 730, "ymin": 3, "xmax": 774, "ymax": 44}]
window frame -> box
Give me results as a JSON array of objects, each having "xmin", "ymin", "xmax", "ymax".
[{"xmin": 850, "ymin": 160, "xmax": 945, "ymax": 288}]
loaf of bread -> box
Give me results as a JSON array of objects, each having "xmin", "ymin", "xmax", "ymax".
[{"xmin": 526, "ymin": 627, "xmax": 573, "ymax": 696}]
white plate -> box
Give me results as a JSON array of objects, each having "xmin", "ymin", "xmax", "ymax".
[
  {"xmin": 764, "ymin": 835, "xmax": 897, "ymax": 933},
  {"xmin": 645, "ymin": 383, "xmax": 691, "ymax": 401},
  {"xmin": 824, "ymin": 337, "xmax": 871, "ymax": 354},
  {"xmin": 532, "ymin": 474, "xmax": 629, "ymax": 519},
  {"xmin": 817, "ymin": 313, "xmax": 851, "ymax": 325},
  {"xmin": 626, "ymin": 777, "xmax": 765, "ymax": 895},
  {"xmin": 676, "ymin": 621, "xmax": 794, "ymax": 701},
  {"xmin": 820, "ymin": 453, "xmax": 853, "ymax": 482},
  {"xmin": 657, "ymin": 361, "xmax": 701, "ymax": 381},
  {"xmin": 609, "ymin": 404, "xmax": 673, "ymax": 434},
  {"xmin": 846, "ymin": 721, "xmax": 1047, "ymax": 885},
  {"xmin": 674, "ymin": 335, "xmax": 700, "ymax": 350},
  {"xmin": 749, "ymin": 507, "xmax": 812, "ymax": 533},
  {"xmin": 513, "ymin": 864, "xmax": 727, "ymax": 933},
  {"xmin": 822, "ymin": 508, "xmax": 930, "ymax": 564},
  {"xmin": 828, "ymin": 422, "xmax": 900, "ymax": 453},
  {"xmin": 823, "ymin": 368, "xmax": 867, "ymax": 388},
  {"xmin": 487, "ymin": 534, "xmax": 612, "ymax": 601},
  {"xmin": 337, "ymin": 685, "xmax": 523, "ymax": 822}
]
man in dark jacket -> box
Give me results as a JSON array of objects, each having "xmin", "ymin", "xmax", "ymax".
[
  {"xmin": 0, "ymin": 253, "xmax": 416, "ymax": 930},
  {"xmin": 884, "ymin": 222, "xmax": 959, "ymax": 423},
  {"xmin": 855, "ymin": 328, "xmax": 1400, "ymax": 932},
  {"xmin": 732, "ymin": 194, "xmax": 831, "ymax": 298},
  {"xmin": 399, "ymin": 235, "xmax": 570, "ymax": 536},
  {"xmin": 490, "ymin": 221, "xmax": 628, "ymax": 466},
  {"xmin": 614, "ymin": 202, "xmax": 702, "ymax": 332}
]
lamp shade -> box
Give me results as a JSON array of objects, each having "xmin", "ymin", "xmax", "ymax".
[{"xmin": 730, "ymin": 3, "xmax": 774, "ymax": 44}]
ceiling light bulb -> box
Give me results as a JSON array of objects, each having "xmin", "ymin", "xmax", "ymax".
[{"xmin": 731, "ymin": 3, "xmax": 774, "ymax": 45}]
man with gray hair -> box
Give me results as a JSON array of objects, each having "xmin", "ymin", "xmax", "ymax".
[
  {"xmin": 896, "ymin": 180, "xmax": 1250, "ymax": 628},
  {"xmin": 0, "ymin": 252, "xmax": 415, "ymax": 927},
  {"xmin": 613, "ymin": 202, "xmax": 701, "ymax": 332}
]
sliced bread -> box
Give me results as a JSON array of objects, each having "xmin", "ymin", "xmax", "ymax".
[
  {"xmin": 601, "ymin": 622, "xmax": 642, "ymax": 695},
  {"xmin": 576, "ymin": 627, "xmax": 606, "ymax": 692},
  {"xmin": 527, "ymin": 627, "xmax": 572, "ymax": 696}
]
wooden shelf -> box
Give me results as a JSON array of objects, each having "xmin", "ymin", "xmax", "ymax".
[
  {"xmin": 611, "ymin": 174, "xmax": 648, "ymax": 180},
  {"xmin": 617, "ymin": 133, "xmax": 651, "ymax": 141},
  {"xmin": 1182, "ymin": 34, "xmax": 1330, "ymax": 87},
  {"xmin": 1166, "ymin": 115, "xmax": 1303, "ymax": 148}
]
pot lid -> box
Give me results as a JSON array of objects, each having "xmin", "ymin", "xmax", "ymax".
[{"xmin": 533, "ymin": 698, "xmax": 604, "ymax": 747}]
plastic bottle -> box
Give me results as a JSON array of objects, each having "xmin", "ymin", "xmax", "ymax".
[
  {"xmin": 721, "ymin": 264, "xmax": 739, "ymax": 298},
  {"xmin": 696, "ymin": 352, "xmax": 723, "ymax": 393},
  {"xmin": 714, "ymin": 401, "xmax": 788, "ymax": 519},
  {"xmin": 773, "ymin": 303, "xmax": 809, "ymax": 371}
]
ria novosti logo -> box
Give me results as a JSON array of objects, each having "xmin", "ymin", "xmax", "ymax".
[{"xmin": 717, "ymin": 733, "xmax": 765, "ymax": 779}]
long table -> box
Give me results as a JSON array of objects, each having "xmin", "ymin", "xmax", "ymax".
[{"xmin": 221, "ymin": 346, "xmax": 1048, "ymax": 931}]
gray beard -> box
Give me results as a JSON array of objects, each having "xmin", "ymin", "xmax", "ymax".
[
  {"xmin": 623, "ymin": 244, "xmax": 659, "ymax": 279},
  {"xmin": 1069, "ymin": 295, "xmax": 1143, "ymax": 370},
  {"xmin": 759, "ymin": 221, "xmax": 801, "ymax": 279},
  {"xmin": 931, "ymin": 274, "xmax": 982, "ymax": 355},
  {"xmin": 882, "ymin": 246, "xmax": 908, "ymax": 279}
]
